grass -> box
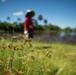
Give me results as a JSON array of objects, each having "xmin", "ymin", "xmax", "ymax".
[{"xmin": 0, "ymin": 37, "xmax": 76, "ymax": 75}]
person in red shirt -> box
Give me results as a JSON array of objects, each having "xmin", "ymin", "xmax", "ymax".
[{"xmin": 24, "ymin": 9, "xmax": 35, "ymax": 38}]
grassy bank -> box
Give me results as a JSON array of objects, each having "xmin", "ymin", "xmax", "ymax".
[{"xmin": 0, "ymin": 38, "xmax": 76, "ymax": 75}]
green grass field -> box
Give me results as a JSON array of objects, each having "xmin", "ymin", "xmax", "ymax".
[{"xmin": 0, "ymin": 37, "xmax": 76, "ymax": 75}]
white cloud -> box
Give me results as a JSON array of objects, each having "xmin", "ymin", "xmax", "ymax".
[
  {"xmin": 12, "ymin": 11, "xmax": 24, "ymax": 16},
  {"xmin": 1, "ymin": 0, "xmax": 7, "ymax": 2}
]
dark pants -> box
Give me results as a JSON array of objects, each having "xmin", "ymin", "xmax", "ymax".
[{"xmin": 28, "ymin": 32, "xmax": 33, "ymax": 38}]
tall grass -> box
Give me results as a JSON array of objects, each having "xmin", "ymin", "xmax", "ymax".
[{"xmin": 0, "ymin": 36, "xmax": 76, "ymax": 75}]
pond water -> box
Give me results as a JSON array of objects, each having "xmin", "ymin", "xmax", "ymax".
[
  {"xmin": 34, "ymin": 31, "xmax": 76, "ymax": 44},
  {"xmin": 0, "ymin": 31, "xmax": 76, "ymax": 45}
]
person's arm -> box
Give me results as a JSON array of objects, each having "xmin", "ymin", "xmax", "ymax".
[
  {"xmin": 24, "ymin": 19, "xmax": 29, "ymax": 37},
  {"xmin": 24, "ymin": 19, "xmax": 29, "ymax": 31}
]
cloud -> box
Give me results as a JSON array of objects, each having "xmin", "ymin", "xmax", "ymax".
[
  {"xmin": 1, "ymin": 0, "xmax": 7, "ymax": 2},
  {"xmin": 12, "ymin": 11, "xmax": 24, "ymax": 16}
]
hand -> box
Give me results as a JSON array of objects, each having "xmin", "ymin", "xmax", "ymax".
[{"xmin": 24, "ymin": 30, "xmax": 28, "ymax": 34}]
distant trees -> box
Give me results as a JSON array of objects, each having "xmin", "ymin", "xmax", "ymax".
[
  {"xmin": 32, "ymin": 19, "xmax": 38, "ymax": 25},
  {"xmin": 7, "ymin": 17, "xmax": 10, "ymax": 21},
  {"xmin": 34, "ymin": 25, "xmax": 44, "ymax": 31},
  {"xmin": 63, "ymin": 27, "xmax": 73, "ymax": 32},
  {"xmin": 73, "ymin": 28, "xmax": 76, "ymax": 32},
  {"xmin": 43, "ymin": 24, "xmax": 61, "ymax": 31},
  {"xmin": 0, "ymin": 22, "xmax": 22, "ymax": 33},
  {"xmin": 0, "ymin": 16, "xmax": 75, "ymax": 33},
  {"xmin": 17, "ymin": 18, "xmax": 21, "ymax": 23},
  {"xmin": 44, "ymin": 19, "xmax": 48, "ymax": 25},
  {"xmin": 6, "ymin": 17, "xmax": 10, "ymax": 23},
  {"xmin": 50, "ymin": 25, "xmax": 61, "ymax": 31},
  {"xmin": 38, "ymin": 15, "xmax": 43, "ymax": 25},
  {"xmin": 0, "ymin": 21, "xmax": 75, "ymax": 33}
]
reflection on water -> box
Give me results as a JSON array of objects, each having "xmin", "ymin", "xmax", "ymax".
[{"xmin": 34, "ymin": 31, "xmax": 76, "ymax": 44}]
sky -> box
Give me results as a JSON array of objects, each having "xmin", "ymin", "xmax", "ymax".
[{"xmin": 0, "ymin": 0, "xmax": 76, "ymax": 28}]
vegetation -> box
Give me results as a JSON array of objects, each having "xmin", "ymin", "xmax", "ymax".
[
  {"xmin": 0, "ymin": 15, "xmax": 76, "ymax": 33},
  {"xmin": 0, "ymin": 36, "xmax": 76, "ymax": 75},
  {"xmin": 0, "ymin": 21, "xmax": 76, "ymax": 33},
  {"xmin": 63, "ymin": 27, "xmax": 73, "ymax": 32},
  {"xmin": 44, "ymin": 19, "xmax": 48, "ymax": 25},
  {"xmin": 38, "ymin": 15, "xmax": 43, "ymax": 25}
]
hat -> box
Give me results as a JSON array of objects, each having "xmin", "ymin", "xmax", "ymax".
[{"xmin": 26, "ymin": 9, "xmax": 35, "ymax": 17}]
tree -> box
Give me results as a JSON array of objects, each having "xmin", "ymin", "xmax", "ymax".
[
  {"xmin": 38, "ymin": 15, "xmax": 43, "ymax": 25},
  {"xmin": 44, "ymin": 19, "xmax": 48, "ymax": 25},
  {"xmin": 17, "ymin": 18, "xmax": 21, "ymax": 23},
  {"xmin": 73, "ymin": 28, "xmax": 76, "ymax": 32},
  {"xmin": 34, "ymin": 25, "xmax": 44, "ymax": 31},
  {"xmin": 7, "ymin": 17, "xmax": 10, "ymax": 22},
  {"xmin": 3, "ymin": 22, "xmax": 9, "ymax": 32},
  {"xmin": 32, "ymin": 19, "xmax": 38, "ymax": 25},
  {"xmin": 63, "ymin": 27, "xmax": 72, "ymax": 32}
]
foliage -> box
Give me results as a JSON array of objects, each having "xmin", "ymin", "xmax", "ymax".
[
  {"xmin": 73, "ymin": 28, "xmax": 76, "ymax": 32},
  {"xmin": 0, "ymin": 14, "xmax": 75, "ymax": 32},
  {"xmin": 0, "ymin": 20, "xmax": 75, "ymax": 32},
  {"xmin": 7, "ymin": 17, "xmax": 10, "ymax": 20},
  {"xmin": 43, "ymin": 24, "xmax": 61, "ymax": 31},
  {"xmin": 34, "ymin": 25, "xmax": 44, "ymax": 31},
  {"xmin": 63, "ymin": 27, "xmax": 73, "ymax": 32},
  {"xmin": 38, "ymin": 15, "xmax": 43, "ymax": 25},
  {"xmin": 17, "ymin": 18, "xmax": 21, "ymax": 21},
  {"xmin": 44, "ymin": 19, "xmax": 48, "ymax": 25},
  {"xmin": 32, "ymin": 19, "xmax": 38, "ymax": 25},
  {"xmin": 38, "ymin": 15, "xmax": 43, "ymax": 21},
  {"xmin": 0, "ymin": 36, "xmax": 76, "ymax": 75}
]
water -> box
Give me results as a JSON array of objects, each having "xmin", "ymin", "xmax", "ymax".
[
  {"xmin": 34, "ymin": 31, "xmax": 76, "ymax": 44},
  {"xmin": 0, "ymin": 31, "xmax": 76, "ymax": 44}
]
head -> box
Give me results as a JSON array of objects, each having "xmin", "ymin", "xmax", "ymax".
[{"xmin": 25, "ymin": 9, "xmax": 35, "ymax": 18}]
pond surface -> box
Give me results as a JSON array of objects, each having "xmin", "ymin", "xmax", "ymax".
[
  {"xmin": 0, "ymin": 31, "xmax": 76, "ymax": 45},
  {"xmin": 34, "ymin": 31, "xmax": 76, "ymax": 45}
]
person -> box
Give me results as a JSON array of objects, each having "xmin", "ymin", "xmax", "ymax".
[
  {"xmin": 23, "ymin": 9, "xmax": 35, "ymax": 46},
  {"xmin": 24, "ymin": 9, "xmax": 35, "ymax": 38}
]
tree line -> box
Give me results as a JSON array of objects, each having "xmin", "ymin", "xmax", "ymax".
[{"xmin": 0, "ymin": 15, "xmax": 76, "ymax": 33}]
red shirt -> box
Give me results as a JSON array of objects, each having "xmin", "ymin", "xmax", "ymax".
[{"xmin": 24, "ymin": 17, "xmax": 34, "ymax": 32}]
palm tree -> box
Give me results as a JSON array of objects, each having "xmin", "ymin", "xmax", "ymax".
[
  {"xmin": 7, "ymin": 17, "xmax": 10, "ymax": 22},
  {"xmin": 44, "ymin": 19, "xmax": 48, "ymax": 25},
  {"xmin": 32, "ymin": 19, "xmax": 38, "ymax": 25},
  {"xmin": 38, "ymin": 15, "xmax": 43, "ymax": 25},
  {"xmin": 17, "ymin": 18, "xmax": 21, "ymax": 24}
]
